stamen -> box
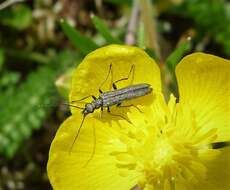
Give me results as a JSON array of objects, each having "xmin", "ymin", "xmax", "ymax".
[{"xmin": 109, "ymin": 94, "xmax": 218, "ymax": 189}]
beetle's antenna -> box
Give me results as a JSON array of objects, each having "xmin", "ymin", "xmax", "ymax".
[
  {"xmin": 83, "ymin": 124, "xmax": 96, "ymax": 168},
  {"xmin": 62, "ymin": 103, "xmax": 84, "ymax": 110},
  {"xmin": 37, "ymin": 102, "xmax": 84, "ymax": 110},
  {"xmin": 69, "ymin": 114, "xmax": 86, "ymax": 154}
]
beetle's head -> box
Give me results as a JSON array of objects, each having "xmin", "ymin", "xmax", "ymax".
[{"xmin": 82, "ymin": 103, "xmax": 94, "ymax": 115}]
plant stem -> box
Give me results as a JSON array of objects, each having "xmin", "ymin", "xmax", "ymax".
[
  {"xmin": 0, "ymin": 0, "xmax": 25, "ymax": 10},
  {"xmin": 139, "ymin": 0, "xmax": 161, "ymax": 61},
  {"xmin": 125, "ymin": 0, "xmax": 140, "ymax": 45}
]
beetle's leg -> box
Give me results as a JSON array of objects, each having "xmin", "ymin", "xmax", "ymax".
[
  {"xmin": 100, "ymin": 107, "xmax": 104, "ymax": 119},
  {"xmin": 99, "ymin": 89, "xmax": 103, "ymax": 94},
  {"xmin": 112, "ymin": 83, "xmax": 117, "ymax": 90},
  {"xmin": 117, "ymin": 104, "xmax": 143, "ymax": 113},
  {"xmin": 113, "ymin": 64, "xmax": 135, "ymax": 88},
  {"xmin": 107, "ymin": 106, "xmax": 132, "ymax": 124},
  {"xmin": 98, "ymin": 64, "xmax": 113, "ymax": 92}
]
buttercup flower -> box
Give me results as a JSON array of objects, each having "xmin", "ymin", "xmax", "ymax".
[{"xmin": 47, "ymin": 45, "xmax": 230, "ymax": 190}]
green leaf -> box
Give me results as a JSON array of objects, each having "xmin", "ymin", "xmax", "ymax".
[
  {"xmin": 0, "ymin": 48, "xmax": 5, "ymax": 70},
  {"xmin": 166, "ymin": 39, "xmax": 192, "ymax": 71},
  {"xmin": 0, "ymin": 4, "xmax": 32, "ymax": 30},
  {"xmin": 170, "ymin": 0, "xmax": 230, "ymax": 55},
  {"xmin": 104, "ymin": 0, "xmax": 132, "ymax": 5},
  {"xmin": 145, "ymin": 48, "xmax": 159, "ymax": 63},
  {"xmin": 137, "ymin": 22, "xmax": 145, "ymax": 49},
  {"xmin": 0, "ymin": 51, "xmax": 78, "ymax": 158},
  {"xmin": 0, "ymin": 71, "xmax": 20, "ymax": 89},
  {"xmin": 91, "ymin": 15, "xmax": 122, "ymax": 44},
  {"xmin": 60, "ymin": 19, "xmax": 99, "ymax": 54},
  {"xmin": 6, "ymin": 49, "xmax": 49, "ymax": 64}
]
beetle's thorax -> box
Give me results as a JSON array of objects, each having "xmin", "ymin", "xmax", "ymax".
[{"xmin": 82, "ymin": 97, "xmax": 103, "ymax": 115}]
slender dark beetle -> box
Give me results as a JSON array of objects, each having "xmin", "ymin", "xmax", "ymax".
[{"xmin": 69, "ymin": 64, "xmax": 152, "ymax": 156}]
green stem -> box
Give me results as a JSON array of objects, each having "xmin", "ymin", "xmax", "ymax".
[
  {"xmin": 139, "ymin": 0, "xmax": 161, "ymax": 61},
  {"xmin": 125, "ymin": 0, "xmax": 140, "ymax": 45}
]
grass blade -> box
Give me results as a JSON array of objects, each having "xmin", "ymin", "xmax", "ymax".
[
  {"xmin": 166, "ymin": 38, "xmax": 192, "ymax": 71},
  {"xmin": 60, "ymin": 19, "xmax": 99, "ymax": 54},
  {"xmin": 91, "ymin": 15, "xmax": 122, "ymax": 44}
]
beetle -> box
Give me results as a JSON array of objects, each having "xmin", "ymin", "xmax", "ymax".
[{"xmin": 68, "ymin": 64, "xmax": 153, "ymax": 158}]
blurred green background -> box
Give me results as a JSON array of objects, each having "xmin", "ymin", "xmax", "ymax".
[{"xmin": 0, "ymin": 0, "xmax": 229, "ymax": 189}]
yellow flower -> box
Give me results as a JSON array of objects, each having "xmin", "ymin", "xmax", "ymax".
[{"xmin": 47, "ymin": 45, "xmax": 230, "ymax": 190}]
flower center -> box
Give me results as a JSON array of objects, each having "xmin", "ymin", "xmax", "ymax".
[
  {"xmin": 109, "ymin": 94, "xmax": 219, "ymax": 189},
  {"xmin": 152, "ymin": 138, "xmax": 174, "ymax": 166}
]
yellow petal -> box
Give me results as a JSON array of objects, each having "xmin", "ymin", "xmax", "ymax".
[
  {"xmin": 176, "ymin": 53, "xmax": 230, "ymax": 142},
  {"xmin": 47, "ymin": 115, "xmax": 139, "ymax": 190},
  {"xmin": 193, "ymin": 147, "xmax": 230, "ymax": 190},
  {"xmin": 69, "ymin": 44, "xmax": 161, "ymax": 114}
]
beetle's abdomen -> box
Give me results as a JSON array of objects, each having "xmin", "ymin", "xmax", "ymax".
[{"xmin": 100, "ymin": 83, "xmax": 152, "ymax": 107}]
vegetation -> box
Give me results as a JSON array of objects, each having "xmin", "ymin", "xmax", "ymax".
[{"xmin": 0, "ymin": 0, "xmax": 229, "ymax": 189}]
